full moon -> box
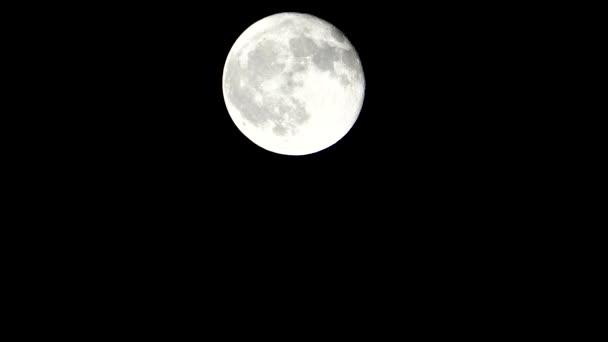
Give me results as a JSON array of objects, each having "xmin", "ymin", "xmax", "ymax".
[{"xmin": 222, "ymin": 12, "xmax": 365, "ymax": 155}]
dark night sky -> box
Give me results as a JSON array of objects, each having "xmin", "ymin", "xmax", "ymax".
[
  {"xmin": 12, "ymin": 2, "xmax": 541, "ymax": 316},
  {"xmin": 3, "ymin": 2, "xmax": 564, "ymax": 327},
  {"xmin": 32, "ymin": 1, "xmax": 522, "ymax": 234}
]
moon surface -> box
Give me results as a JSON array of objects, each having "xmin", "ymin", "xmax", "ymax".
[{"xmin": 222, "ymin": 12, "xmax": 365, "ymax": 155}]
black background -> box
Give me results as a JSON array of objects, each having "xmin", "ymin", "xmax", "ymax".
[
  {"xmin": 8, "ymin": 0, "xmax": 550, "ymax": 329},
  {"xmin": 42, "ymin": 4, "xmax": 508, "ymax": 201},
  {"xmin": 4, "ymin": 1, "xmax": 579, "ymax": 332},
  {"xmin": 21, "ymin": 1, "xmax": 530, "ymax": 242},
  {"xmin": 17, "ymin": 2, "xmax": 534, "ymax": 246}
]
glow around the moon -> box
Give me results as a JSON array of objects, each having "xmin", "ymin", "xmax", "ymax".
[{"xmin": 222, "ymin": 12, "xmax": 365, "ymax": 155}]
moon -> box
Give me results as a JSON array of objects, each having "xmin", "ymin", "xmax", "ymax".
[{"xmin": 222, "ymin": 12, "xmax": 365, "ymax": 156}]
